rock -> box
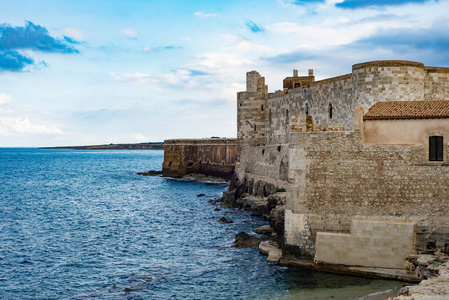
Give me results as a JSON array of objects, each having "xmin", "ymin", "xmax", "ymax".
[
  {"xmin": 259, "ymin": 241, "xmax": 283, "ymax": 262},
  {"xmin": 253, "ymin": 225, "xmax": 274, "ymax": 235},
  {"xmin": 235, "ymin": 195, "xmax": 268, "ymax": 215},
  {"xmin": 214, "ymin": 208, "xmax": 221, "ymax": 211},
  {"xmin": 218, "ymin": 217, "xmax": 232, "ymax": 223},
  {"xmin": 137, "ymin": 170, "xmax": 162, "ymax": 176},
  {"xmin": 393, "ymin": 261, "xmax": 449, "ymax": 300},
  {"xmin": 197, "ymin": 193, "xmax": 206, "ymax": 197},
  {"xmin": 221, "ymin": 190, "xmax": 237, "ymax": 207},
  {"xmin": 234, "ymin": 232, "xmax": 270, "ymax": 248}
]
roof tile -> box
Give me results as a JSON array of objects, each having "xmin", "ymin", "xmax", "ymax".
[{"xmin": 363, "ymin": 100, "xmax": 449, "ymax": 120}]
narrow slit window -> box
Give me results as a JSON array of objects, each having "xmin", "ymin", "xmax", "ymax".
[
  {"xmin": 286, "ymin": 109, "xmax": 289, "ymax": 125},
  {"xmin": 306, "ymin": 103, "xmax": 309, "ymax": 115},
  {"xmin": 261, "ymin": 105, "xmax": 264, "ymax": 111},
  {"xmin": 254, "ymin": 124, "xmax": 257, "ymax": 132},
  {"xmin": 329, "ymin": 103, "xmax": 333, "ymax": 119},
  {"xmin": 429, "ymin": 136, "xmax": 444, "ymax": 161}
]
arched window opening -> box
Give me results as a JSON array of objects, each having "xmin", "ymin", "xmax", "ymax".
[
  {"xmin": 429, "ymin": 136, "xmax": 444, "ymax": 161},
  {"xmin": 329, "ymin": 103, "xmax": 333, "ymax": 119},
  {"xmin": 305, "ymin": 103, "xmax": 309, "ymax": 115}
]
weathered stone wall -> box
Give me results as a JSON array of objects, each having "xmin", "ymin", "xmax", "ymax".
[
  {"xmin": 424, "ymin": 67, "xmax": 449, "ymax": 100},
  {"xmin": 352, "ymin": 60, "xmax": 426, "ymax": 106},
  {"xmin": 237, "ymin": 71, "xmax": 267, "ymax": 147},
  {"xmin": 265, "ymin": 74, "xmax": 353, "ymax": 144},
  {"xmin": 285, "ymin": 130, "xmax": 449, "ymax": 258},
  {"xmin": 315, "ymin": 219, "xmax": 416, "ymax": 269},
  {"xmin": 162, "ymin": 138, "xmax": 237, "ymax": 179},
  {"xmin": 235, "ymin": 143, "xmax": 289, "ymax": 190}
]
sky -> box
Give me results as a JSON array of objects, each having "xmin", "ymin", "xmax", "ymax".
[{"xmin": 0, "ymin": 0, "xmax": 448, "ymax": 147}]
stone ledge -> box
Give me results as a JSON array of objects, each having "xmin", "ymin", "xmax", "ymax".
[{"xmin": 280, "ymin": 257, "xmax": 421, "ymax": 282}]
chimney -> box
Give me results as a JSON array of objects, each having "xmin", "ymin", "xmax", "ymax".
[
  {"xmin": 308, "ymin": 69, "xmax": 314, "ymax": 76},
  {"xmin": 293, "ymin": 69, "xmax": 298, "ymax": 77}
]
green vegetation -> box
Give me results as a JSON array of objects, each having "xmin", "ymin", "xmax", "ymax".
[{"xmin": 275, "ymin": 188, "xmax": 286, "ymax": 193}]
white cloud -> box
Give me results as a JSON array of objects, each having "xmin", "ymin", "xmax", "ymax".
[
  {"xmin": 0, "ymin": 93, "xmax": 11, "ymax": 105},
  {"xmin": 143, "ymin": 47, "xmax": 153, "ymax": 53},
  {"xmin": 223, "ymin": 41, "xmax": 270, "ymax": 53},
  {"xmin": 62, "ymin": 27, "xmax": 84, "ymax": 40},
  {"xmin": 0, "ymin": 116, "xmax": 64, "ymax": 136},
  {"xmin": 132, "ymin": 133, "xmax": 149, "ymax": 142},
  {"xmin": 109, "ymin": 71, "xmax": 150, "ymax": 82},
  {"xmin": 120, "ymin": 28, "xmax": 137, "ymax": 38},
  {"xmin": 194, "ymin": 11, "xmax": 219, "ymax": 18}
]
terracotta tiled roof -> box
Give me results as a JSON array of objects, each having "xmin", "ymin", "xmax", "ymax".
[{"xmin": 363, "ymin": 100, "xmax": 449, "ymax": 120}]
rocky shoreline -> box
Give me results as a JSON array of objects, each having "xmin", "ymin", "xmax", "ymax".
[{"xmin": 157, "ymin": 172, "xmax": 448, "ymax": 299}]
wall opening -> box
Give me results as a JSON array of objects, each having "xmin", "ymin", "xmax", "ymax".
[
  {"xmin": 254, "ymin": 124, "xmax": 257, "ymax": 132},
  {"xmin": 294, "ymin": 82, "xmax": 301, "ymax": 88},
  {"xmin": 306, "ymin": 103, "xmax": 309, "ymax": 115},
  {"xmin": 429, "ymin": 136, "xmax": 444, "ymax": 161},
  {"xmin": 286, "ymin": 109, "xmax": 289, "ymax": 125},
  {"xmin": 329, "ymin": 103, "xmax": 333, "ymax": 119},
  {"xmin": 261, "ymin": 104, "xmax": 264, "ymax": 111}
]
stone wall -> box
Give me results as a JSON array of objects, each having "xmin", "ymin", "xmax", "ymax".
[
  {"xmin": 162, "ymin": 138, "xmax": 237, "ymax": 179},
  {"xmin": 315, "ymin": 219, "xmax": 416, "ymax": 269},
  {"xmin": 285, "ymin": 130, "xmax": 449, "ymax": 258},
  {"xmin": 234, "ymin": 143, "xmax": 289, "ymax": 190}
]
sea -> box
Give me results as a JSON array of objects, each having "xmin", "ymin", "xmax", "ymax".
[{"xmin": 0, "ymin": 148, "xmax": 405, "ymax": 299}]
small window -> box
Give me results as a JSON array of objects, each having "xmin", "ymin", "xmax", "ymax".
[
  {"xmin": 305, "ymin": 103, "xmax": 309, "ymax": 115},
  {"xmin": 294, "ymin": 82, "xmax": 301, "ymax": 88},
  {"xmin": 286, "ymin": 109, "xmax": 289, "ymax": 125},
  {"xmin": 261, "ymin": 105, "xmax": 264, "ymax": 111},
  {"xmin": 429, "ymin": 136, "xmax": 444, "ymax": 161},
  {"xmin": 329, "ymin": 103, "xmax": 333, "ymax": 119},
  {"xmin": 254, "ymin": 124, "xmax": 257, "ymax": 131}
]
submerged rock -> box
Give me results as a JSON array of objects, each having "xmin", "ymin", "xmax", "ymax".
[
  {"xmin": 234, "ymin": 232, "xmax": 270, "ymax": 248},
  {"xmin": 137, "ymin": 170, "xmax": 162, "ymax": 176},
  {"xmin": 253, "ymin": 225, "xmax": 274, "ymax": 235},
  {"xmin": 218, "ymin": 217, "xmax": 233, "ymax": 223},
  {"xmin": 197, "ymin": 193, "xmax": 206, "ymax": 197}
]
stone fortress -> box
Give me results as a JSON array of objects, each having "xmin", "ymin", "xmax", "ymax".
[
  {"xmin": 234, "ymin": 60, "xmax": 449, "ymax": 269},
  {"xmin": 163, "ymin": 60, "xmax": 449, "ymax": 280}
]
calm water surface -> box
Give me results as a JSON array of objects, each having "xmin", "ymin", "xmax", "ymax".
[{"xmin": 0, "ymin": 148, "xmax": 403, "ymax": 299}]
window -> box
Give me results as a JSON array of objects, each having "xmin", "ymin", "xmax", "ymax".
[
  {"xmin": 294, "ymin": 82, "xmax": 301, "ymax": 88},
  {"xmin": 305, "ymin": 103, "xmax": 309, "ymax": 115},
  {"xmin": 254, "ymin": 124, "xmax": 257, "ymax": 131},
  {"xmin": 429, "ymin": 136, "xmax": 444, "ymax": 161},
  {"xmin": 329, "ymin": 103, "xmax": 333, "ymax": 119},
  {"xmin": 261, "ymin": 105, "xmax": 264, "ymax": 111},
  {"xmin": 286, "ymin": 109, "xmax": 289, "ymax": 125}
]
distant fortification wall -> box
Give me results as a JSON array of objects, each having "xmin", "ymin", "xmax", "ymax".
[{"xmin": 162, "ymin": 138, "xmax": 237, "ymax": 179}]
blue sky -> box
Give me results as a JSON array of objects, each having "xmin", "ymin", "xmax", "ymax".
[{"xmin": 0, "ymin": 0, "xmax": 447, "ymax": 146}]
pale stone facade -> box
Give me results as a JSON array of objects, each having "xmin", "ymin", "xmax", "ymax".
[{"xmin": 235, "ymin": 60, "xmax": 449, "ymax": 267}]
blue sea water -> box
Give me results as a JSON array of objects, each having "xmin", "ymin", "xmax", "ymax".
[{"xmin": 0, "ymin": 148, "xmax": 404, "ymax": 299}]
